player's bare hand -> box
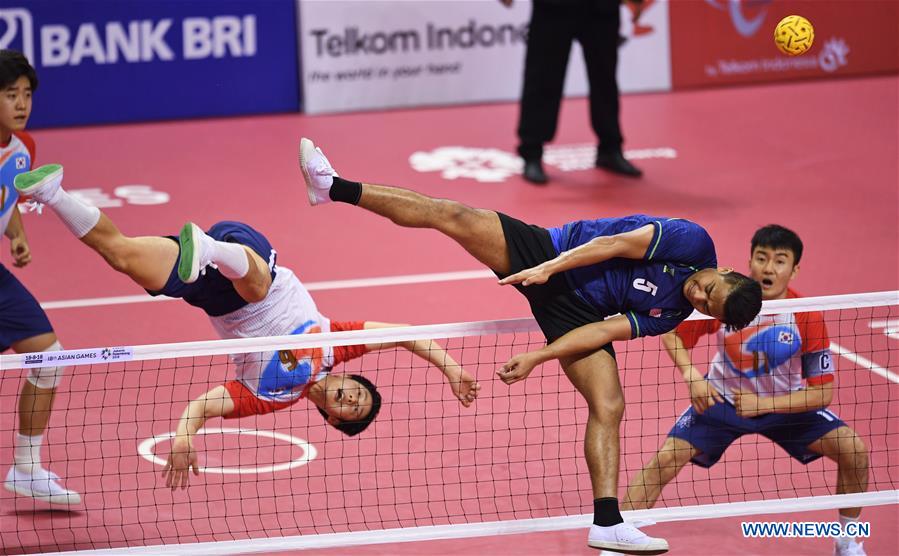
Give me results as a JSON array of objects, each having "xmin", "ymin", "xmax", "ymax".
[
  {"xmin": 497, "ymin": 352, "xmax": 541, "ymax": 384},
  {"xmin": 731, "ymin": 388, "xmax": 771, "ymax": 418},
  {"xmin": 688, "ymin": 379, "xmax": 723, "ymax": 414},
  {"xmin": 499, "ymin": 0, "xmax": 513, "ymax": 7},
  {"xmin": 9, "ymin": 235, "xmax": 31, "ymax": 267},
  {"xmin": 162, "ymin": 437, "xmax": 200, "ymax": 491},
  {"xmin": 446, "ymin": 366, "xmax": 481, "ymax": 407},
  {"xmin": 498, "ymin": 264, "xmax": 552, "ymax": 287}
]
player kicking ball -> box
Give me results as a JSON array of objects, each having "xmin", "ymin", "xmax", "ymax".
[
  {"xmin": 298, "ymin": 137, "xmax": 762, "ymax": 555},
  {"xmin": 14, "ymin": 164, "xmax": 480, "ymax": 491}
]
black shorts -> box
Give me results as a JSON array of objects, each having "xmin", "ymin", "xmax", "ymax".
[{"xmin": 496, "ymin": 213, "xmax": 614, "ymax": 359}]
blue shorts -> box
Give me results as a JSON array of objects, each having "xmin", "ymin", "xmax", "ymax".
[
  {"xmin": 0, "ymin": 263, "xmax": 54, "ymax": 351},
  {"xmin": 147, "ymin": 221, "xmax": 277, "ymax": 317},
  {"xmin": 668, "ymin": 396, "xmax": 846, "ymax": 468}
]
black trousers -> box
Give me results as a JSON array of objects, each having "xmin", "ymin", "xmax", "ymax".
[{"xmin": 517, "ymin": 0, "xmax": 623, "ymax": 161}]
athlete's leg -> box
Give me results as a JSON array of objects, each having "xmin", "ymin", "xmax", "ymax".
[
  {"xmin": 560, "ymin": 348, "xmax": 668, "ymax": 553},
  {"xmin": 559, "ymin": 349, "xmax": 624, "ymax": 505},
  {"xmin": 299, "ymin": 138, "xmax": 511, "ymax": 275},
  {"xmin": 808, "ymin": 426, "xmax": 869, "ymax": 519},
  {"xmin": 359, "ymin": 184, "xmax": 510, "ymax": 275},
  {"xmin": 6, "ymin": 331, "xmax": 81, "ymax": 506},
  {"xmin": 15, "ymin": 165, "xmax": 176, "ymax": 291},
  {"xmin": 621, "ymin": 437, "xmax": 699, "ymax": 510},
  {"xmin": 11, "ymin": 332, "xmax": 59, "ymax": 437},
  {"xmin": 178, "ymin": 222, "xmax": 272, "ymax": 303},
  {"xmin": 80, "ymin": 214, "xmax": 178, "ymax": 291}
]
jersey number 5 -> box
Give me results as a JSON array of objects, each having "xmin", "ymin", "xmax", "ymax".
[{"xmin": 633, "ymin": 278, "xmax": 658, "ymax": 296}]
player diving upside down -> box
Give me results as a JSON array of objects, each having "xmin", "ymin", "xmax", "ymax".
[{"xmin": 14, "ymin": 164, "xmax": 480, "ymax": 491}]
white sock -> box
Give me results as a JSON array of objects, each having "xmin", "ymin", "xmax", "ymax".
[
  {"xmin": 837, "ymin": 514, "xmax": 860, "ymax": 544},
  {"xmin": 47, "ymin": 188, "xmax": 100, "ymax": 238},
  {"xmin": 210, "ymin": 240, "xmax": 250, "ymax": 279},
  {"xmin": 14, "ymin": 433, "xmax": 43, "ymax": 474}
]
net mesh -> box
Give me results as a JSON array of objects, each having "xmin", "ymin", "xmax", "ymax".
[{"xmin": 0, "ymin": 292, "xmax": 896, "ymax": 554}]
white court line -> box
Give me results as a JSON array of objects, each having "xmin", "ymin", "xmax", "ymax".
[
  {"xmin": 832, "ymin": 341, "xmax": 899, "ymax": 384},
  {"xmin": 39, "ymin": 269, "xmax": 496, "ymax": 310}
]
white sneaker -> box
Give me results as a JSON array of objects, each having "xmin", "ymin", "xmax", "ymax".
[
  {"xmin": 177, "ymin": 222, "xmax": 214, "ymax": 284},
  {"xmin": 13, "ymin": 163, "xmax": 64, "ymax": 205},
  {"xmin": 4, "ymin": 465, "xmax": 82, "ymax": 507},
  {"xmin": 299, "ymin": 137, "xmax": 338, "ymax": 205},
  {"xmin": 834, "ymin": 540, "xmax": 866, "ymax": 556},
  {"xmin": 587, "ymin": 522, "xmax": 669, "ymax": 555}
]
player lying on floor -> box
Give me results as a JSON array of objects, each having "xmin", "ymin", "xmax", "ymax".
[{"xmin": 15, "ymin": 164, "xmax": 479, "ymax": 490}]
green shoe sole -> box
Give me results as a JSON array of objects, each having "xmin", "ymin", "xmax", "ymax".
[
  {"xmin": 14, "ymin": 164, "xmax": 63, "ymax": 193},
  {"xmin": 178, "ymin": 222, "xmax": 199, "ymax": 283}
]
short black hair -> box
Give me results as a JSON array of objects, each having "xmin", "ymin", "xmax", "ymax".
[
  {"xmin": 0, "ymin": 50, "xmax": 38, "ymax": 92},
  {"xmin": 751, "ymin": 224, "xmax": 803, "ymax": 264},
  {"xmin": 315, "ymin": 374, "xmax": 382, "ymax": 437},
  {"xmin": 721, "ymin": 271, "xmax": 762, "ymax": 330}
]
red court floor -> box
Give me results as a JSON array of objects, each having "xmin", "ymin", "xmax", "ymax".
[{"xmin": 0, "ymin": 75, "xmax": 897, "ymax": 554}]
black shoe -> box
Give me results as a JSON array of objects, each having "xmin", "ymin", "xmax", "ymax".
[
  {"xmin": 596, "ymin": 151, "xmax": 643, "ymax": 178},
  {"xmin": 522, "ymin": 159, "xmax": 548, "ymax": 185}
]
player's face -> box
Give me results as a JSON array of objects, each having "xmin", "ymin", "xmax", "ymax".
[
  {"xmin": 324, "ymin": 376, "xmax": 372, "ymax": 423},
  {"xmin": 749, "ymin": 246, "xmax": 797, "ymax": 300},
  {"xmin": 0, "ymin": 76, "xmax": 32, "ymax": 134},
  {"xmin": 683, "ymin": 268, "xmax": 732, "ymax": 319}
]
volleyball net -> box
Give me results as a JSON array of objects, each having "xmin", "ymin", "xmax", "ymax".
[{"xmin": 0, "ymin": 291, "xmax": 896, "ymax": 554}]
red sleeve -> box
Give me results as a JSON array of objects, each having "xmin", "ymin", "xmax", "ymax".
[
  {"xmin": 797, "ymin": 311, "xmax": 830, "ymax": 353},
  {"xmin": 675, "ymin": 319, "xmax": 721, "ymax": 349},
  {"xmin": 13, "ymin": 131, "xmax": 36, "ymax": 166},
  {"xmin": 806, "ymin": 374, "xmax": 834, "ymax": 386},
  {"xmin": 330, "ymin": 320, "xmax": 369, "ymax": 364}
]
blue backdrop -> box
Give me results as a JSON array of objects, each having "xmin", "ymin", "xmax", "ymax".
[{"xmin": 0, "ymin": 0, "xmax": 300, "ymax": 127}]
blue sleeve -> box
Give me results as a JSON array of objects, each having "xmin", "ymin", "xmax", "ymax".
[
  {"xmin": 625, "ymin": 310, "xmax": 688, "ymax": 339},
  {"xmin": 644, "ymin": 218, "xmax": 717, "ymax": 269}
]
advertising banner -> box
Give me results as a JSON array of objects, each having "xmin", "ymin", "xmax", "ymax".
[
  {"xmin": 298, "ymin": 0, "xmax": 671, "ymax": 114},
  {"xmin": 670, "ymin": 0, "xmax": 899, "ymax": 88},
  {"xmin": 0, "ymin": 0, "xmax": 300, "ymax": 127}
]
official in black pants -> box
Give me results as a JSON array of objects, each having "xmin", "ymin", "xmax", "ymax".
[{"xmin": 506, "ymin": 0, "xmax": 643, "ymax": 184}]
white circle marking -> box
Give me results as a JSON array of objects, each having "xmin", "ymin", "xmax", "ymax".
[{"xmin": 137, "ymin": 427, "xmax": 317, "ymax": 475}]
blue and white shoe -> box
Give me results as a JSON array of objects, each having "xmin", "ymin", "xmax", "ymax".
[
  {"xmin": 4, "ymin": 465, "xmax": 81, "ymax": 507},
  {"xmin": 299, "ymin": 138, "xmax": 338, "ymax": 206},
  {"xmin": 587, "ymin": 522, "xmax": 669, "ymax": 555}
]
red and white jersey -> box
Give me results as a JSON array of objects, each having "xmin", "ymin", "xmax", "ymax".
[
  {"xmin": 0, "ymin": 132, "xmax": 35, "ymax": 236},
  {"xmin": 209, "ymin": 266, "xmax": 335, "ymax": 402},
  {"xmin": 677, "ymin": 289, "xmax": 834, "ymax": 401}
]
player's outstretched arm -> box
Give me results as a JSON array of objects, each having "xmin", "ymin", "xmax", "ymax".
[
  {"xmin": 362, "ymin": 322, "xmax": 480, "ymax": 407},
  {"xmin": 661, "ymin": 330, "xmax": 723, "ymax": 414},
  {"xmin": 162, "ymin": 385, "xmax": 235, "ymax": 490},
  {"xmin": 498, "ymin": 225, "xmax": 654, "ymax": 286},
  {"xmin": 497, "ymin": 315, "xmax": 633, "ymax": 384}
]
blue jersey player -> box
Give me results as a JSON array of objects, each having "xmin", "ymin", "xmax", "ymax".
[{"xmin": 299, "ymin": 137, "xmax": 762, "ymax": 555}]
